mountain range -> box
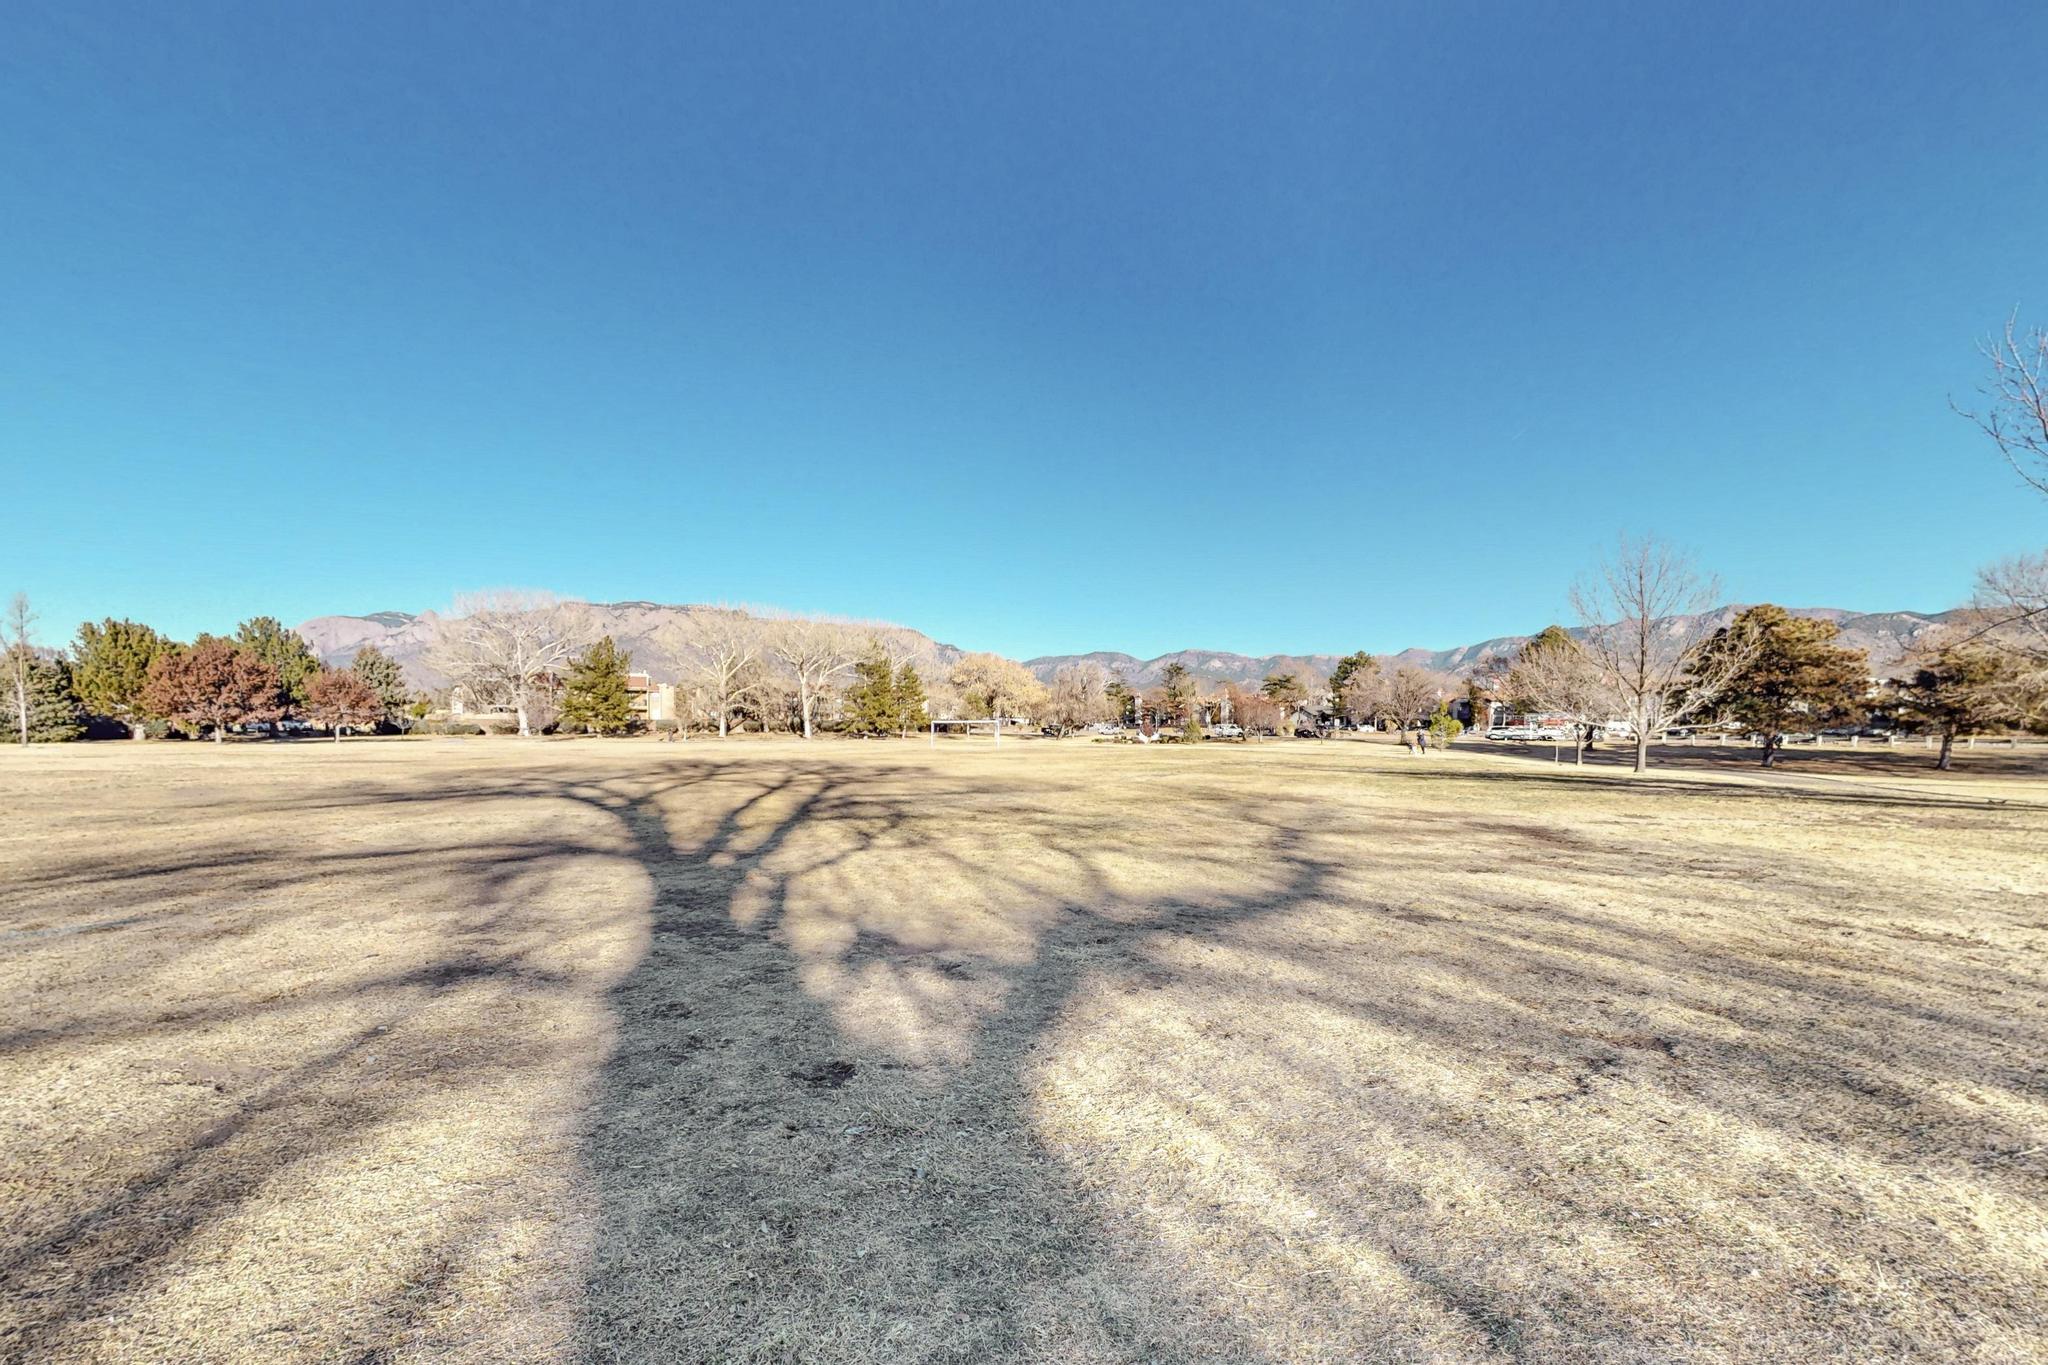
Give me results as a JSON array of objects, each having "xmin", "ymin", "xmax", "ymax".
[{"xmin": 295, "ymin": 603, "xmax": 1964, "ymax": 691}]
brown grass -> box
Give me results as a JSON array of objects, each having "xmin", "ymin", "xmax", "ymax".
[{"xmin": 1, "ymin": 737, "xmax": 2044, "ymax": 1363}]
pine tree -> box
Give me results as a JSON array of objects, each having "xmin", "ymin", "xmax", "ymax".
[
  {"xmin": 0, "ymin": 649, "xmax": 85, "ymax": 742},
  {"xmin": 1160, "ymin": 662, "xmax": 1196, "ymax": 722},
  {"xmin": 892, "ymin": 663, "xmax": 927, "ymax": 737},
  {"xmin": 843, "ymin": 655, "xmax": 898, "ymax": 735},
  {"xmin": 349, "ymin": 646, "xmax": 409, "ymax": 728},
  {"xmin": 1328, "ymin": 651, "xmax": 1377, "ymax": 722},
  {"xmin": 235, "ymin": 616, "xmax": 321, "ymax": 707},
  {"xmin": 558, "ymin": 636, "xmax": 634, "ymax": 734},
  {"xmin": 72, "ymin": 619, "xmax": 173, "ymax": 737},
  {"xmin": 1897, "ymin": 638, "xmax": 2021, "ymax": 770},
  {"xmin": 1104, "ymin": 673, "xmax": 1133, "ymax": 725},
  {"xmin": 1693, "ymin": 605, "xmax": 1868, "ymax": 767}
]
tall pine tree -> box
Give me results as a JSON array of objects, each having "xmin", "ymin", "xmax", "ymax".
[
  {"xmin": 892, "ymin": 663, "xmax": 928, "ymax": 736},
  {"xmin": 235, "ymin": 616, "xmax": 322, "ymax": 707},
  {"xmin": 0, "ymin": 649, "xmax": 85, "ymax": 742},
  {"xmin": 72, "ymin": 618, "xmax": 173, "ymax": 738},
  {"xmin": 559, "ymin": 636, "xmax": 634, "ymax": 734},
  {"xmin": 843, "ymin": 655, "xmax": 898, "ymax": 735},
  {"xmin": 349, "ymin": 646, "xmax": 410, "ymax": 728}
]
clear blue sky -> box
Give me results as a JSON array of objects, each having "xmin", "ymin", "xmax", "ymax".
[{"xmin": 5, "ymin": 2, "xmax": 2045, "ymax": 659}]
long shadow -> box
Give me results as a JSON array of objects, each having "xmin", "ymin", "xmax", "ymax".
[{"xmin": 8, "ymin": 748, "xmax": 2043, "ymax": 1361}]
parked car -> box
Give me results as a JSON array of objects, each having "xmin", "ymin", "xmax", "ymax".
[
  {"xmin": 1206, "ymin": 723, "xmax": 1244, "ymax": 738},
  {"xmin": 1488, "ymin": 725, "xmax": 1537, "ymax": 741},
  {"xmin": 1531, "ymin": 725, "xmax": 1567, "ymax": 741}
]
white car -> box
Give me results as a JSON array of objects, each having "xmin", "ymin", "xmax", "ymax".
[
  {"xmin": 1488, "ymin": 725, "xmax": 1537, "ymax": 741},
  {"xmin": 1206, "ymin": 723, "xmax": 1244, "ymax": 738}
]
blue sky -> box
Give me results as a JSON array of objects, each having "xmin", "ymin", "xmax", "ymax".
[{"xmin": 4, "ymin": 2, "xmax": 2045, "ymax": 660}]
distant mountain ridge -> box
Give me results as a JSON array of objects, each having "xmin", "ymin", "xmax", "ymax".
[
  {"xmin": 295, "ymin": 602, "xmax": 1962, "ymax": 691},
  {"xmin": 1020, "ymin": 606, "xmax": 1965, "ymax": 687},
  {"xmin": 295, "ymin": 602, "xmax": 965, "ymax": 690}
]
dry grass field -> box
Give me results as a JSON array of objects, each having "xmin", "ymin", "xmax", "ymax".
[{"xmin": 2, "ymin": 736, "xmax": 2045, "ymax": 1364}]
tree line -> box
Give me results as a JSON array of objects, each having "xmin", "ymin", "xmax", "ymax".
[{"xmin": 2, "ymin": 600, "xmax": 411, "ymax": 744}]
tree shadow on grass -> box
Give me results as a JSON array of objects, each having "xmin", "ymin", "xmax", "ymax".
[{"xmin": 6, "ymin": 748, "xmax": 2044, "ymax": 1362}]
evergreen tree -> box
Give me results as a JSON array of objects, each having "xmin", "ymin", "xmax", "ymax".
[
  {"xmin": 0, "ymin": 649, "xmax": 85, "ymax": 742},
  {"xmin": 558, "ymin": 636, "xmax": 634, "ymax": 734},
  {"xmin": 892, "ymin": 663, "xmax": 927, "ymax": 737},
  {"xmin": 1260, "ymin": 672, "xmax": 1307, "ymax": 730},
  {"xmin": 1426, "ymin": 703, "xmax": 1465, "ymax": 748},
  {"xmin": 235, "ymin": 616, "xmax": 321, "ymax": 707},
  {"xmin": 72, "ymin": 618, "xmax": 173, "ymax": 737},
  {"xmin": 1328, "ymin": 651, "xmax": 1377, "ymax": 721},
  {"xmin": 349, "ymin": 646, "xmax": 409, "ymax": 727},
  {"xmin": 1693, "ymin": 605, "xmax": 1868, "ymax": 767},
  {"xmin": 1160, "ymin": 661, "xmax": 1196, "ymax": 722},
  {"xmin": 1104, "ymin": 673, "xmax": 1133, "ymax": 725},
  {"xmin": 1897, "ymin": 638, "xmax": 2022, "ymax": 770},
  {"xmin": 842, "ymin": 655, "xmax": 898, "ymax": 735}
]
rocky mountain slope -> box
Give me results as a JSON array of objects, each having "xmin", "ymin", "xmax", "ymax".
[
  {"xmin": 295, "ymin": 602, "xmax": 963, "ymax": 689},
  {"xmin": 297, "ymin": 603, "xmax": 1961, "ymax": 691}
]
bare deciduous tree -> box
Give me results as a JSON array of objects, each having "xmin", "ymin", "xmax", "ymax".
[
  {"xmin": 1971, "ymin": 552, "xmax": 2048, "ymax": 715},
  {"xmin": 1955, "ymin": 313, "xmax": 2048, "ymax": 497},
  {"xmin": 7, "ymin": 593, "xmax": 32, "ymax": 746},
  {"xmin": 948, "ymin": 652, "xmax": 1049, "ymax": 722},
  {"xmin": 1570, "ymin": 535, "xmax": 1755, "ymax": 772},
  {"xmin": 693, "ymin": 613, "xmax": 761, "ymax": 739},
  {"xmin": 770, "ymin": 619, "xmax": 855, "ymax": 740},
  {"xmin": 1503, "ymin": 627, "xmax": 1613, "ymax": 764},
  {"xmin": 1383, "ymin": 667, "xmax": 1451, "ymax": 730},
  {"xmin": 427, "ymin": 591, "xmax": 595, "ymax": 737},
  {"xmin": 1043, "ymin": 662, "xmax": 1110, "ymax": 734}
]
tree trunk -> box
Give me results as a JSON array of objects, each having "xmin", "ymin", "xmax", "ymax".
[
  {"xmin": 1937, "ymin": 730, "xmax": 1955, "ymax": 771},
  {"xmin": 801, "ymin": 684, "xmax": 814, "ymax": 740},
  {"xmin": 718, "ymin": 709, "xmax": 728, "ymax": 739},
  {"xmin": 334, "ymin": 726, "xmax": 343, "ymax": 743},
  {"xmin": 516, "ymin": 701, "xmax": 531, "ymax": 737},
  {"xmin": 1760, "ymin": 733, "xmax": 1779, "ymax": 768},
  {"xmin": 1633, "ymin": 730, "xmax": 1649, "ymax": 773},
  {"xmin": 130, "ymin": 722, "xmax": 146, "ymax": 741},
  {"xmin": 213, "ymin": 721, "xmax": 225, "ymax": 744}
]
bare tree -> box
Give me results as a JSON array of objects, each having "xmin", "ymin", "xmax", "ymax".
[
  {"xmin": 948, "ymin": 652, "xmax": 1049, "ymax": 722},
  {"xmin": 426, "ymin": 591, "xmax": 595, "ymax": 737},
  {"xmin": 1955, "ymin": 313, "xmax": 2048, "ymax": 497},
  {"xmin": 1972, "ymin": 552, "xmax": 2048, "ymax": 715},
  {"xmin": 1570, "ymin": 535, "xmax": 1755, "ymax": 772},
  {"xmin": 770, "ymin": 619, "xmax": 854, "ymax": 740},
  {"xmin": 694, "ymin": 614, "xmax": 761, "ymax": 738},
  {"xmin": 1383, "ymin": 667, "xmax": 1450, "ymax": 731},
  {"xmin": 1043, "ymin": 662, "xmax": 1110, "ymax": 734},
  {"xmin": 6, "ymin": 593, "xmax": 32, "ymax": 746},
  {"xmin": 1502, "ymin": 627, "xmax": 1613, "ymax": 764}
]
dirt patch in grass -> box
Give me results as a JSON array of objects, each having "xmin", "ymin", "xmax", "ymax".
[{"xmin": 2, "ymin": 738, "xmax": 2045, "ymax": 1362}]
